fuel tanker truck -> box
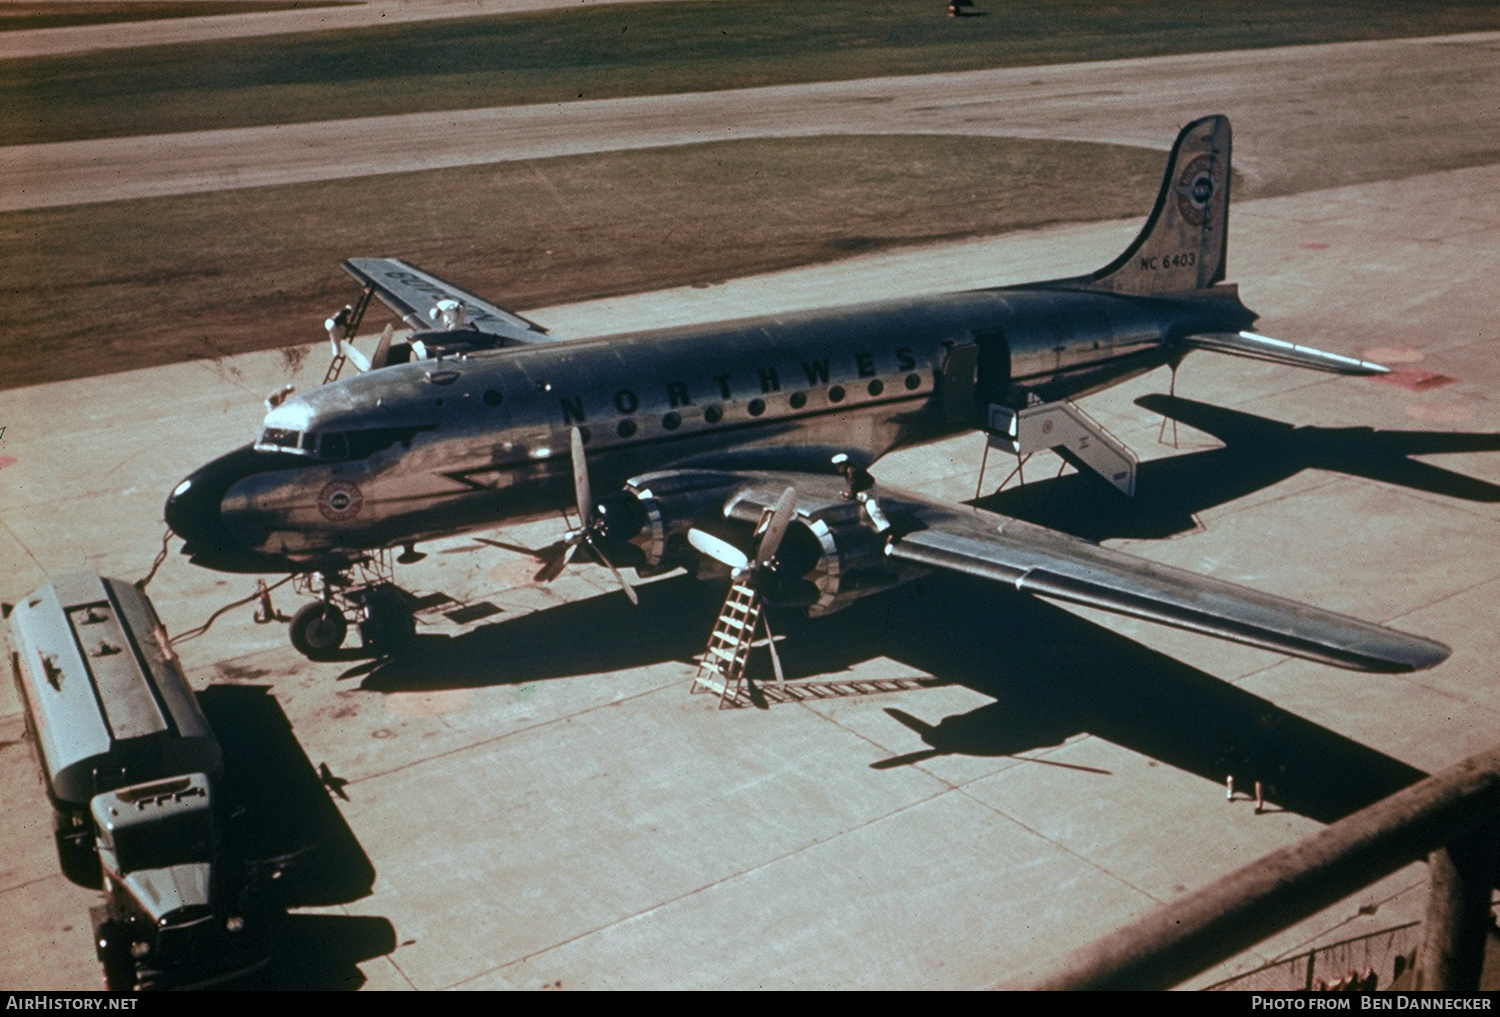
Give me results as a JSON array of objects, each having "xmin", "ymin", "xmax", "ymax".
[{"xmin": 5, "ymin": 572, "xmax": 270, "ymax": 990}]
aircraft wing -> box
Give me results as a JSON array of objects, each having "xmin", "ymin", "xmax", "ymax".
[
  {"xmin": 343, "ymin": 257, "xmax": 554, "ymax": 345},
  {"xmin": 881, "ymin": 499, "xmax": 1448, "ymax": 673},
  {"xmin": 695, "ymin": 471, "xmax": 1446, "ymax": 674}
]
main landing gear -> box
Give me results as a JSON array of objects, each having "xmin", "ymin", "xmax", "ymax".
[{"xmin": 286, "ymin": 556, "xmax": 417, "ymax": 661}]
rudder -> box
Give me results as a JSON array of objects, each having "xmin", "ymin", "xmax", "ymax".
[{"xmin": 1083, "ymin": 115, "xmax": 1231, "ymax": 296}]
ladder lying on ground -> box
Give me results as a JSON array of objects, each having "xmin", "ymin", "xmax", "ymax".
[{"xmin": 691, "ymin": 580, "xmax": 782, "ymax": 708}]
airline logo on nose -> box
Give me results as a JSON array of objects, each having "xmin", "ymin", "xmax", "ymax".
[{"xmin": 318, "ymin": 480, "xmax": 364, "ymax": 521}]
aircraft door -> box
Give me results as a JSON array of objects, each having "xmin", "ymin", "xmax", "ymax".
[
  {"xmin": 972, "ymin": 327, "xmax": 1012, "ymax": 409},
  {"xmin": 938, "ymin": 341, "xmax": 980, "ymax": 427}
]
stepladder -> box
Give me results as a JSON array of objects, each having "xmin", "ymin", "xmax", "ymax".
[{"xmin": 692, "ymin": 580, "xmax": 779, "ymax": 708}]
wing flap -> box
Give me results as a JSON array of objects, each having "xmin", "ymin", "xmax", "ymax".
[
  {"xmin": 343, "ymin": 257, "xmax": 553, "ymax": 344},
  {"xmin": 1182, "ymin": 331, "xmax": 1389, "ymax": 376},
  {"xmin": 888, "ymin": 521, "xmax": 1448, "ymax": 673}
]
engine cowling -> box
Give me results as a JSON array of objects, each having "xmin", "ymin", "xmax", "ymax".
[
  {"xmin": 596, "ymin": 471, "xmax": 753, "ymax": 576},
  {"xmin": 777, "ymin": 500, "xmax": 909, "ymax": 617},
  {"xmin": 595, "ymin": 472, "xmax": 919, "ymax": 615}
]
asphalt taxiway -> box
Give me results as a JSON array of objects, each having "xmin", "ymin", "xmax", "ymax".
[
  {"xmin": 3, "ymin": 154, "xmax": 1499, "ymax": 988},
  {"xmin": 0, "ymin": 0, "xmax": 702, "ymax": 60}
]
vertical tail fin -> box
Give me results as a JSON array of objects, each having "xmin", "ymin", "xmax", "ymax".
[{"xmin": 1083, "ymin": 115, "xmax": 1231, "ymax": 296}]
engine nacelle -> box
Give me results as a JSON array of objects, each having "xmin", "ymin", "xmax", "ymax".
[
  {"xmin": 599, "ymin": 471, "xmax": 754, "ymax": 576},
  {"xmin": 600, "ymin": 472, "xmax": 920, "ymax": 614},
  {"xmin": 780, "ymin": 500, "xmax": 911, "ymax": 617}
]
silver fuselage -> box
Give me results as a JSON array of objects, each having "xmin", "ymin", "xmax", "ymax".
[{"xmin": 167, "ymin": 284, "xmax": 1252, "ymax": 572}]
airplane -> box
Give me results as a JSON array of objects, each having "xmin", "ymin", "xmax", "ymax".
[{"xmin": 163, "ymin": 115, "xmax": 1451, "ymax": 681}]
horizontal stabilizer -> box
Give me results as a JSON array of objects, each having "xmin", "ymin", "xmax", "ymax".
[
  {"xmin": 888, "ymin": 520, "xmax": 1449, "ymax": 673},
  {"xmin": 343, "ymin": 257, "xmax": 554, "ymax": 346},
  {"xmin": 1181, "ymin": 331, "xmax": 1389, "ymax": 376}
]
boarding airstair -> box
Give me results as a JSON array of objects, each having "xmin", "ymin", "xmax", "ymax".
[{"xmin": 984, "ymin": 398, "xmax": 1139, "ymax": 496}]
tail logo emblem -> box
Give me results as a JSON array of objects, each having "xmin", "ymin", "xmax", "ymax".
[{"xmin": 1175, "ymin": 154, "xmax": 1216, "ymax": 227}]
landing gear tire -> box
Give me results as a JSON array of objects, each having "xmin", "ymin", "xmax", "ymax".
[
  {"xmin": 289, "ymin": 602, "xmax": 347, "ymax": 660},
  {"xmin": 359, "ymin": 584, "xmax": 416, "ymax": 656}
]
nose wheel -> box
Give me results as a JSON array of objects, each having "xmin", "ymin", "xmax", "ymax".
[
  {"xmin": 289, "ymin": 602, "xmax": 348, "ymax": 660},
  {"xmin": 287, "ymin": 583, "xmax": 416, "ymax": 660}
]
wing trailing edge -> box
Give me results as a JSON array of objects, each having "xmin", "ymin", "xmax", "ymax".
[{"xmin": 887, "ymin": 522, "xmax": 1449, "ymax": 673}]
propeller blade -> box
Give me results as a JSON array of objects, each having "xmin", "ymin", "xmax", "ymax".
[
  {"xmin": 587, "ymin": 536, "xmax": 640, "ymax": 606},
  {"xmin": 755, "ymin": 487, "xmax": 797, "ymax": 567},
  {"xmin": 760, "ymin": 609, "xmax": 785, "ymax": 684},
  {"xmin": 340, "ymin": 339, "xmax": 372, "ymax": 373},
  {"xmin": 687, "ymin": 528, "xmax": 750, "ymax": 572},
  {"xmin": 570, "ymin": 426, "xmax": 592, "ymax": 528},
  {"xmin": 370, "ymin": 323, "xmax": 395, "ymax": 370}
]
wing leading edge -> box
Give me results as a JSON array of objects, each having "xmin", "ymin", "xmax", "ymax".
[{"xmin": 885, "ymin": 510, "xmax": 1448, "ymax": 673}]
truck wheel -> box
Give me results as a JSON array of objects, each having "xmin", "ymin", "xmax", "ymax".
[
  {"xmin": 359, "ymin": 585, "xmax": 415, "ymax": 655},
  {"xmin": 55, "ymin": 828, "xmax": 101, "ymax": 888},
  {"xmin": 95, "ymin": 922, "xmax": 133, "ymax": 992},
  {"xmin": 289, "ymin": 602, "xmax": 347, "ymax": 660}
]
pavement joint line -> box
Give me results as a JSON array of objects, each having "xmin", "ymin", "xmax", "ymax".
[
  {"xmin": 788, "ymin": 694, "xmax": 967, "ymax": 787},
  {"xmin": 950, "ymin": 781, "xmax": 1168, "ymax": 907},
  {"xmin": 0, "ymin": 514, "xmax": 42, "ymax": 566},
  {"xmin": 380, "ymin": 938, "xmax": 419, "ymax": 992},
  {"xmin": 0, "ymin": 870, "xmax": 75, "ymax": 898},
  {"xmin": 444, "ymin": 781, "xmax": 965, "ymax": 990},
  {"xmin": 1381, "ymin": 571, "xmax": 1500, "ymax": 647},
  {"xmin": 1352, "ymin": 473, "xmax": 1500, "ymax": 535},
  {"xmin": 1396, "ymin": 682, "xmax": 1500, "ymax": 732},
  {"xmin": 1106, "ymin": 472, "xmax": 1349, "ymax": 557},
  {"xmin": 775, "ymin": 713, "xmax": 1166, "ymax": 912},
  {"xmin": 330, "ymin": 673, "xmax": 699, "ymax": 789},
  {"xmin": 1392, "ymin": 486, "xmax": 1500, "ymax": 528}
]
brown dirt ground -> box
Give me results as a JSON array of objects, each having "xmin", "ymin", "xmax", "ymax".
[{"xmin": 1, "ymin": 134, "xmax": 1164, "ymax": 390}]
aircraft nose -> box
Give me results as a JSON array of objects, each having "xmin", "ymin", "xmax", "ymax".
[
  {"xmin": 165, "ymin": 468, "xmax": 226, "ymax": 551},
  {"xmin": 164, "ymin": 443, "xmax": 279, "ymax": 562}
]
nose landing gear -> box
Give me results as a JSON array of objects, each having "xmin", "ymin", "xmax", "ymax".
[
  {"xmin": 289, "ymin": 601, "xmax": 348, "ymax": 661},
  {"xmin": 285, "ymin": 556, "xmax": 417, "ymax": 660}
]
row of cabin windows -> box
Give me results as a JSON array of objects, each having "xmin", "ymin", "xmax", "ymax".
[
  {"xmin": 260, "ymin": 373, "xmax": 924, "ymax": 459},
  {"xmin": 508, "ymin": 373, "xmax": 924, "ymax": 443}
]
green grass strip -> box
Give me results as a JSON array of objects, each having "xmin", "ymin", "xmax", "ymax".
[{"xmin": 4, "ymin": 0, "xmax": 1499, "ymax": 146}]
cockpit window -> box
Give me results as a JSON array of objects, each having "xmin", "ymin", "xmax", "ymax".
[
  {"xmin": 317, "ymin": 433, "xmax": 348, "ymax": 460},
  {"xmin": 258, "ymin": 427, "xmax": 303, "ymax": 451},
  {"xmin": 258, "ymin": 425, "xmax": 430, "ymax": 460}
]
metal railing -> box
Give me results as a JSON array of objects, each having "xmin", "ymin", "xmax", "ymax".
[{"xmin": 1000, "ymin": 742, "xmax": 1500, "ymax": 991}]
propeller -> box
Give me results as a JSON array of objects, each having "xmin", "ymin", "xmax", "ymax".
[
  {"xmin": 336, "ymin": 323, "xmax": 395, "ymax": 374},
  {"xmin": 533, "ymin": 427, "xmax": 638, "ymax": 605},
  {"xmin": 686, "ymin": 486, "xmax": 798, "ymax": 686},
  {"xmin": 687, "ymin": 486, "xmax": 797, "ymax": 579}
]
